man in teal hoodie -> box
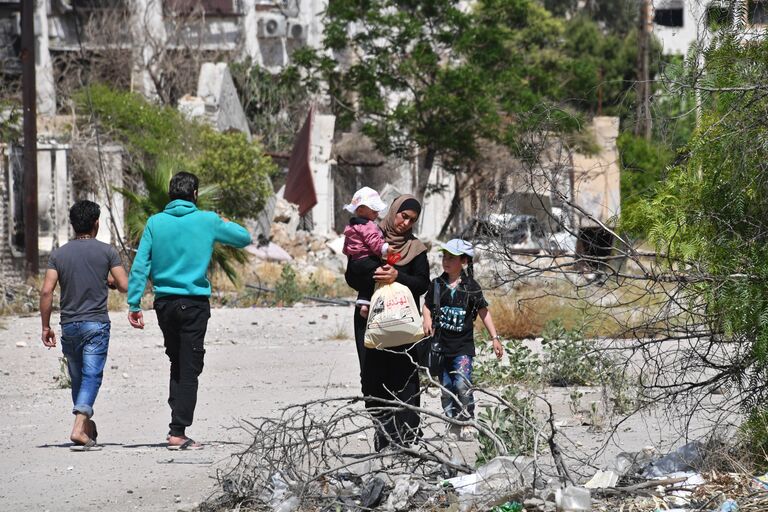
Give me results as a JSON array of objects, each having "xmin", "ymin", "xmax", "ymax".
[{"xmin": 127, "ymin": 172, "xmax": 252, "ymax": 450}]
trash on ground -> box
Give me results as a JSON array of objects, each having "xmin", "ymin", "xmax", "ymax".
[
  {"xmin": 443, "ymin": 456, "xmax": 535, "ymax": 512},
  {"xmin": 555, "ymin": 485, "xmax": 591, "ymax": 511},
  {"xmin": 642, "ymin": 441, "xmax": 705, "ymax": 478},
  {"xmin": 584, "ymin": 469, "xmax": 620, "ymax": 489}
]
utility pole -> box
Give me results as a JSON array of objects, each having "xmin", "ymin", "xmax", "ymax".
[
  {"xmin": 635, "ymin": 0, "xmax": 652, "ymax": 140},
  {"xmin": 21, "ymin": 0, "xmax": 39, "ymax": 277}
]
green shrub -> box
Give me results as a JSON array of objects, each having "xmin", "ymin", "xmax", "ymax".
[
  {"xmin": 474, "ymin": 338, "xmax": 541, "ymax": 387},
  {"xmin": 476, "ymin": 387, "xmax": 536, "ymax": 464},
  {"xmin": 274, "ymin": 264, "xmax": 303, "ymax": 306},
  {"xmin": 740, "ymin": 408, "xmax": 768, "ymax": 472},
  {"xmin": 541, "ymin": 319, "xmax": 601, "ymax": 386},
  {"xmin": 76, "ymin": 84, "xmax": 195, "ymax": 162},
  {"xmin": 617, "ymin": 131, "xmax": 674, "ymax": 237},
  {"xmin": 193, "ymin": 128, "xmax": 277, "ymax": 220}
]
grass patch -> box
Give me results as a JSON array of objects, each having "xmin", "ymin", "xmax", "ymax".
[
  {"xmin": 211, "ymin": 260, "xmax": 350, "ymax": 307},
  {"xmin": 481, "ymin": 277, "xmax": 674, "ymax": 339},
  {"xmin": 326, "ymin": 321, "xmax": 350, "ymax": 340}
]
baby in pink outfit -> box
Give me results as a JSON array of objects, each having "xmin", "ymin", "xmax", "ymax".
[{"xmin": 342, "ymin": 187, "xmax": 389, "ymax": 318}]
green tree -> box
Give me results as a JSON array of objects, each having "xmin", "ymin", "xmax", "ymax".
[
  {"xmin": 77, "ymin": 85, "xmax": 276, "ymax": 284},
  {"xmin": 193, "ymin": 128, "xmax": 277, "ymax": 220},
  {"xmin": 631, "ymin": 32, "xmax": 768, "ymax": 417},
  {"xmin": 543, "ymin": 0, "xmax": 638, "ymax": 36},
  {"xmin": 295, "ymin": 0, "xmax": 577, "ymax": 204},
  {"xmin": 115, "ymin": 159, "xmax": 248, "ymax": 284},
  {"xmin": 230, "ymin": 62, "xmax": 311, "ymax": 153},
  {"xmin": 78, "ymin": 85, "xmax": 275, "ymax": 221}
]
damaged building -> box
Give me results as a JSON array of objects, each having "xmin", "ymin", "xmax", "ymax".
[{"xmin": 0, "ymin": 0, "xmax": 621, "ymax": 282}]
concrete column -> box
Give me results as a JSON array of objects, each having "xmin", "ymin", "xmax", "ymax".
[
  {"xmin": 310, "ymin": 113, "xmax": 335, "ymax": 235},
  {"xmin": 130, "ymin": 0, "xmax": 166, "ymax": 100},
  {"xmin": 241, "ymin": 0, "xmax": 263, "ymax": 65},
  {"xmin": 35, "ymin": 0, "xmax": 56, "ymax": 116}
]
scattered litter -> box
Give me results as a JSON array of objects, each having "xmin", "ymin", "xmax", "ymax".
[
  {"xmin": 268, "ymin": 473, "xmax": 298, "ymax": 512},
  {"xmin": 490, "ymin": 501, "xmax": 523, "ymax": 512},
  {"xmin": 443, "ymin": 456, "xmax": 535, "ymax": 512},
  {"xmin": 384, "ymin": 475, "xmax": 419, "ymax": 511},
  {"xmin": 642, "ymin": 441, "xmax": 705, "ymax": 478},
  {"xmin": 611, "ymin": 447, "xmax": 658, "ymax": 476},
  {"xmin": 246, "ymin": 242, "xmax": 292, "ymax": 262},
  {"xmin": 359, "ymin": 476, "xmax": 386, "ymax": 509},
  {"xmin": 717, "ymin": 498, "xmax": 739, "ymax": 511},
  {"xmin": 584, "ymin": 469, "xmax": 620, "ymax": 489},
  {"xmin": 752, "ymin": 472, "xmax": 768, "ymax": 490},
  {"xmin": 15, "ymin": 341, "xmax": 26, "ymax": 348},
  {"xmin": 555, "ymin": 486, "xmax": 591, "ymax": 511}
]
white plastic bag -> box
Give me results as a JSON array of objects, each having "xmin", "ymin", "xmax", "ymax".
[{"xmin": 364, "ymin": 282, "xmax": 424, "ymax": 349}]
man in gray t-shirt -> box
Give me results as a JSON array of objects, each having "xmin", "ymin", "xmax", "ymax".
[{"xmin": 40, "ymin": 200, "xmax": 128, "ymax": 451}]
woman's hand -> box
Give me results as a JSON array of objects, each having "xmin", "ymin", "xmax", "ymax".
[{"xmin": 373, "ymin": 264, "xmax": 398, "ymax": 285}]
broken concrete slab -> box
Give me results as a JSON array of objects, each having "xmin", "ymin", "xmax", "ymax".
[{"xmin": 246, "ymin": 242, "xmax": 292, "ymax": 262}]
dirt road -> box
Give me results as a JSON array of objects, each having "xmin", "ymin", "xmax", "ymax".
[
  {"xmin": 0, "ymin": 306, "xmax": 359, "ymax": 511},
  {"xmin": 0, "ymin": 305, "xmax": 698, "ymax": 511}
]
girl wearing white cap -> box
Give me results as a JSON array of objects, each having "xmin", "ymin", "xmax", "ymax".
[{"xmin": 422, "ymin": 238, "xmax": 503, "ymax": 441}]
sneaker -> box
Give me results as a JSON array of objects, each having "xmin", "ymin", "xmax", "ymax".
[
  {"xmin": 459, "ymin": 426, "xmax": 475, "ymax": 441},
  {"xmin": 445, "ymin": 424, "xmax": 461, "ymax": 441}
]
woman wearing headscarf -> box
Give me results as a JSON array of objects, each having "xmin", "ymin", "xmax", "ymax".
[{"xmin": 353, "ymin": 194, "xmax": 430, "ymax": 451}]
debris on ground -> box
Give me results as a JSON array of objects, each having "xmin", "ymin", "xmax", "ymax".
[
  {"xmin": 642, "ymin": 441, "xmax": 705, "ymax": 478},
  {"xmin": 556, "ymin": 485, "xmax": 591, "ymax": 511},
  {"xmin": 442, "ymin": 456, "xmax": 536, "ymax": 511}
]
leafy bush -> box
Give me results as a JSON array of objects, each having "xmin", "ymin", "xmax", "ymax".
[
  {"xmin": 76, "ymin": 84, "xmax": 195, "ymax": 162},
  {"xmin": 617, "ymin": 132, "xmax": 674, "ymax": 236},
  {"xmin": 474, "ymin": 338, "xmax": 541, "ymax": 387},
  {"xmin": 740, "ymin": 408, "xmax": 768, "ymax": 472},
  {"xmin": 541, "ymin": 319, "xmax": 602, "ymax": 386},
  {"xmin": 193, "ymin": 128, "xmax": 277, "ymax": 220},
  {"xmin": 476, "ymin": 387, "xmax": 536, "ymax": 464},
  {"xmin": 274, "ymin": 264, "xmax": 303, "ymax": 306}
]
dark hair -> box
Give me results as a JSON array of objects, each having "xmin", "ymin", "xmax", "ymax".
[
  {"xmin": 168, "ymin": 171, "xmax": 199, "ymax": 202},
  {"xmin": 464, "ymin": 255, "xmax": 475, "ymax": 280},
  {"xmin": 397, "ymin": 198, "xmax": 422, "ymax": 215},
  {"xmin": 69, "ymin": 200, "xmax": 101, "ymax": 234}
]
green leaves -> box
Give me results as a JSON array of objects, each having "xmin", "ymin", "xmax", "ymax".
[
  {"xmin": 631, "ymin": 34, "xmax": 768, "ymax": 368},
  {"xmin": 300, "ymin": 0, "xmax": 581, "ymax": 190},
  {"xmin": 85, "ymin": 85, "xmax": 276, "ymax": 285},
  {"xmin": 193, "ymin": 128, "xmax": 277, "ymax": 221}
]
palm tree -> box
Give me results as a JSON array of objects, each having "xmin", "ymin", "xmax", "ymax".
[{"xmin": 115, "ymin": 159, "xmax": 249, "ymax": 285}]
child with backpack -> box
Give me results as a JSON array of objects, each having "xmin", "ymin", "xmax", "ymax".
[{"xmin": 422, "ymin": 239, "xmax": 503, "ymax": 440}]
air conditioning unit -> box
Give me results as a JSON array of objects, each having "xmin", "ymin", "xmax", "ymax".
[
  {"xmin": 286, "ymin": 20, "xmax": 307, "ymax": 40},
  {"xmin": 257, "ymin": 15, "xmax": 286, "ymax": 38}
]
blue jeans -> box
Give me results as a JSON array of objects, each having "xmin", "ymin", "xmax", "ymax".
[
  {"xmin": 441, "ymin": 355, "xmax": 474, "ymax": 420},
  {"xmin": 60, "ymin": 321, "xmax": 110, "ymax": 418}
]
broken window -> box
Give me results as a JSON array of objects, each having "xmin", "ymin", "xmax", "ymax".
[
  {"xmin": 654, "ymin": 0, "xmax": 684, "ymax": 27},
  {"xmin": 6, "ymin": 145, "xmax": 71, "ymax": 255},
  {"xmin": 71, "ymin": 0, "xmax": 128, "ymax": 9},
  {"xmin": 164, "ymin": 0, "xmax": 237, "ymax": 15},
  {"xmin": 749, "ymin": 0, "xmax": 768, "ymax": 25}
]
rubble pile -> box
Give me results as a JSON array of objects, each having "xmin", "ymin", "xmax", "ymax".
[{"xmin": 247, "ymin": 197, "xmax": 347, "ymax": 277}]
